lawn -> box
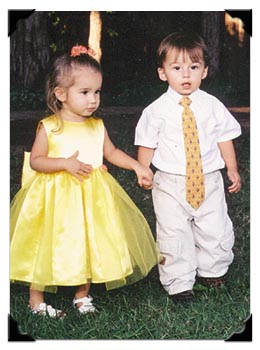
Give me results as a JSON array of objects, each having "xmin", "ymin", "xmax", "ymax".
[{"xmin": 9, "ymin": 110, "xmax": 250, "ymax": 340}]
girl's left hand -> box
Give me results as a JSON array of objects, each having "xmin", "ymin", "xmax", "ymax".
[{"xmin": 101, "ymin": 164, "xmax": 108, "ymax": 171}]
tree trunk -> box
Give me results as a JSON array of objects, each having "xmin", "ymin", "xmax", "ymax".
[
  {"xmin": 10, "ymin": 11, "xmax": 50, "ymax": 89},
  {"xmin": 88, "ymin": 11, "xmax": 102, "ymax": 62},
  {"xmin": 201, "ymin": 11, "xmax": 221, "ymax": 78}
]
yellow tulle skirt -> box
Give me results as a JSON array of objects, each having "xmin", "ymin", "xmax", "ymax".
[{"xmin": 10, "ymin": 167, "xmax": 159, "ymax": 292}]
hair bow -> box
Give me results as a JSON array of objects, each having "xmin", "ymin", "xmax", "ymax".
[{"xmin": 70, "ymin": 45, "xmax": 96, "ymax": 57}]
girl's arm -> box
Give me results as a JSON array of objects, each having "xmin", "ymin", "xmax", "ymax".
[
  {"xmin": 103, "ymin": 127, "xmax": 153, "ymax": 187},
  {"xmin": 217, "ymin": 140, "xmax": 241, "ymax": 193},
  {"xmin": 30, "ymin": 124, "xmax": 93, "ymax": 181}
]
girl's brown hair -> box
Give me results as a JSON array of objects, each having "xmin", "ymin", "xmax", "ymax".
[
  {"xmin": 46, "ymin": 50, "xmax": 102, "ymax": 132},
  {"xmin": 157, "ymin": 31, "xmax": 209, "ymax": 68}
]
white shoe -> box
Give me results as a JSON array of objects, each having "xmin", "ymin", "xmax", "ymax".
[
  {"xmin": 29, "ymin": 302, "xmax": 66, "ymax": 318},
  {"xmin": 73, "ymin": 295, "xmax": 96, "ymax": 313}
]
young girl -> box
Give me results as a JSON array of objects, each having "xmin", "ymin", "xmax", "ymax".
[{"xmin": 10, "ymin": 45, "xmax": 159, "ymax": 318}]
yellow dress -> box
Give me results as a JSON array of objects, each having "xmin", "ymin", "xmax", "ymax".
[{"xmin": 10, "ymin": 115, "xmax": 159, "ymax": 292}]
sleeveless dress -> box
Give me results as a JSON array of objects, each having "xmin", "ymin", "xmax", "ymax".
[{"xmin": 10, "ymin": 115, "xmax": 159, "ymax": 292}]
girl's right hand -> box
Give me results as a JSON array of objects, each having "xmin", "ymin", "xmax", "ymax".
[{"xmin": 64, "ymin": 151, "xmax": 93, "ymax": 181}]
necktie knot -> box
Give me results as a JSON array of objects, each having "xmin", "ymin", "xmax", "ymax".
[{"xmin": 179, "ymin": 96, "xmax": 192, "ymax": 108}]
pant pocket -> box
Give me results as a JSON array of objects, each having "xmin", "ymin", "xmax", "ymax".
[
  {"xmin": 157, "ymin": 237, "xmax": 181, "ymax": 256},
  {"xmin": 214, "ymin": 232, "xmax": 234, "ymax": 273},
  {"xmin": 157, "ymin": 237, "xmax": 181, "ymax": 268},
  {"xmin": 220, "ymin": 233, "xmax": 235, "ymax": 252}
]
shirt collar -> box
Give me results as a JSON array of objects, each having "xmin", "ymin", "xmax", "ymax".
[{"xmin": 166, "ymin": 86, "xmax": 201, "ymax": 103}]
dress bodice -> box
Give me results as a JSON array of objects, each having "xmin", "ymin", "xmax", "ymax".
[{"xmin": 42, "ymin": 115, "xmax": 104, "ymax": 168}]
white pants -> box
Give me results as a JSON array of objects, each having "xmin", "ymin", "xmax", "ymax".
[{"xmin": 152, "ymin": 170, "xmax": 234, "ymax": 295}]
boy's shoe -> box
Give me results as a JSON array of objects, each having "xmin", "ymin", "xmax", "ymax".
[
  {"xmin": 29, "ymin": 303, "xmax": 66, "ymax": 318},
  {"xmin": 169, "ymin": 290, "xmax": 194, "ymax": 302},
  {"xmin": 73, "ymin": 295, "xmax": 96, "ymax": 313},
  {"xmin": 197, "ymin": 275, "xmax": 227, "ymax": 288}
]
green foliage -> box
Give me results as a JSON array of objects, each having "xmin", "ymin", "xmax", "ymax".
[
  {"xmin": 107, "ymin": 28, "xmax": 119, "ymax": 38},
  {"xmin": 11, "ymin": 12, "xmax": 249, "ymax": 108},
  {"xmin": 202, "ymin": 74, "xmax": 249, "ymax": 107},
  {"xmin": 10, "ymin": 90, "xmax": 46, "ymax": 111},
  {"xmin": 10, "ymin": 83, "xmax": 167, "ymax": 111},
  {"xmin": 97, "ymin": 80, "xmax": 167, "ymax": 107}
]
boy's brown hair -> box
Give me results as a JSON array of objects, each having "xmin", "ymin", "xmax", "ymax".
[{"xmin": 157, "ymin": 31, "xmax": 209, "ymax": 68}]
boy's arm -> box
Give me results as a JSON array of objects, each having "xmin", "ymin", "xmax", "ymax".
[
  {"xmin": 137, "ymin": 146, "xmax": 155, "ymax": 190},
  {"xmin": 217, "ymin": 140, "xmax": 241, "ymax": 193},
  {"xmin": 137, "ymin": 146, "xmax": 155, "ymax": 168}
]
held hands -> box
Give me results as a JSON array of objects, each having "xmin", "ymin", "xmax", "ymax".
[
  {"xmin": 227, "ymin": 170, "xmax": 241, "ymax": 193},
  {"xmin": 141, "ymin": 177, "xmax": 154, "ymax": 190},
  {"xmin": 65, "ymin": 151, "xmax": 93, "ymax": 181},
  {"xmin": 134, "ymin": 163, "xmax": 154, "ymax": 190}
]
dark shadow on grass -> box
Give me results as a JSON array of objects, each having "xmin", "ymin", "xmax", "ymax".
[
  {"xmin": 8, "ymin": 314, "xmax": 35, "ymax": 341},
  {"xmin": 225, "ymin": 314, "xmax": 252, "ymax": 341}
]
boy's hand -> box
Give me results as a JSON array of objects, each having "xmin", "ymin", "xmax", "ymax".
[{"xmin": 227, "ymin": 170, "xmax": 241, "ymax": 193}]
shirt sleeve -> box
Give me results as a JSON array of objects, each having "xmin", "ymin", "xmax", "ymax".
[
  {"xmin": 134, "ymin": 108, "xmax": 161, "ymax": 148},
  {"xmin": 214, "ymin": 100, "xmax": 242, "ymax": 142}
]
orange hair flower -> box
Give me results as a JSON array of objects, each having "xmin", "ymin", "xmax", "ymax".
[{"xmin": 70, "ymin": 45, "xmax": 96, "ymax": 57}]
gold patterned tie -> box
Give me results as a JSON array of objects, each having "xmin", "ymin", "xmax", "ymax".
[{"xmin": 179, "ymin": 96, "xmax": 205, "ymax": 209}]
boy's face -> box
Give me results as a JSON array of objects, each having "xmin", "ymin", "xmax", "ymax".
[{"xmin": 158, "ymin": 48, "xmax": 208, "ymax": 96}]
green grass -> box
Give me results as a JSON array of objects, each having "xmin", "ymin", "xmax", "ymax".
[
  {"xmin": 10, "ymin": 279, "xmax": 249, "ymax": 340},
  {"xmin": 10, "ymin": 113, "xmax": 250, "ymax": 340}
]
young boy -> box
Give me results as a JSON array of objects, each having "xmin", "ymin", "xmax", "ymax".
[{"xmin": 135, "ymin": 32, "xmax": 241, "ymax": 302}]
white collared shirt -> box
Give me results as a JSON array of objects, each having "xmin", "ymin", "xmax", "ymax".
[{"xmin": 135, "ymin": 87, "xmax": 242, "ymax": 175}]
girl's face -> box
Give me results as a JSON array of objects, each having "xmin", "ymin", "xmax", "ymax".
[
  {"xmin": 55, "ymin": 66, "xmax": 102, "ymax": 121},
  {"xmin": 158, "ymin": 48, "xmax": 208, "ymax": 96}
]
